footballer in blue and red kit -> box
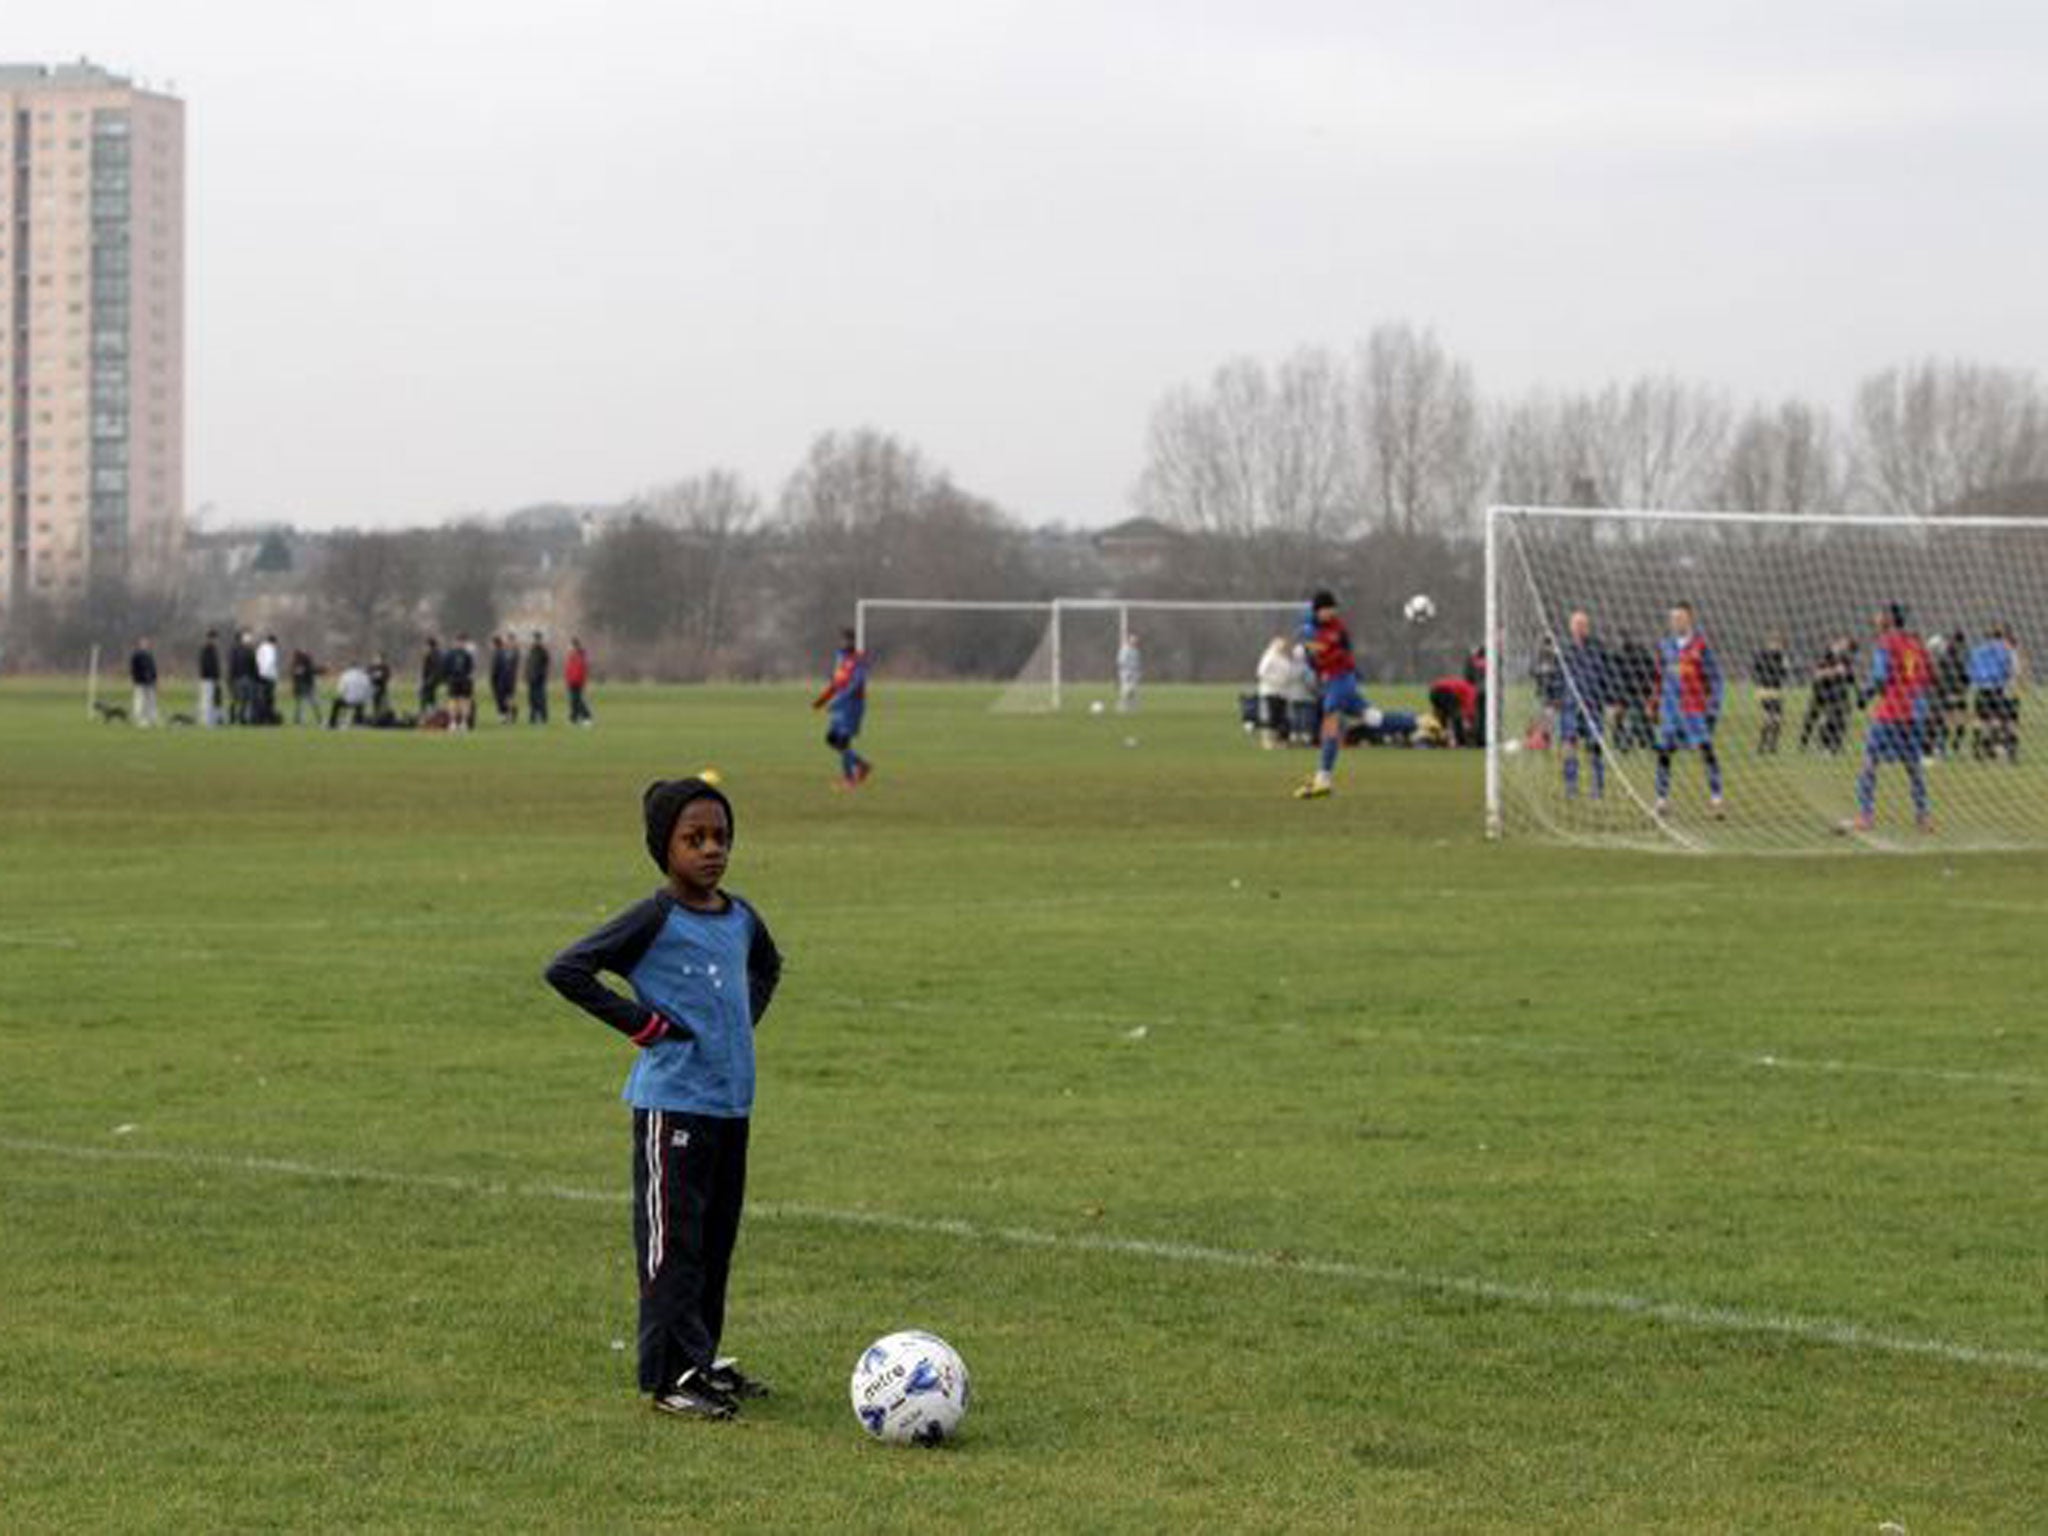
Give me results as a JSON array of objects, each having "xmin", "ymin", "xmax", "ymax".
[
  {"xmin": 812, "ymin": 628, "xmax": 873, "ymax": 787},
  {"xmin": 1653, "ymin": 602, "xmax": 1725, "ymax": 813},
  {"xmin": 1293, "ymin": 589, "xmax": 1370, "ymax": 798},
  {"xmin": 1850, "ymin": 604, "xmax": 1934, "ymax": 831}
]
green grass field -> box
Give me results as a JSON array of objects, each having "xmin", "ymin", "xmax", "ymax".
[{"xmin": 2, "ymin": 678, "xmax": 2042, "ymax": 1532}]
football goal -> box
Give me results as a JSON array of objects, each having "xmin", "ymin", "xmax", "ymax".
[
  {"xmin": 1484, "ymin": 504, "xmax": 2044, "ymax": 852},
  {"xmin": 850, "ymin": 600, "xmax": 1054, "ymax": 689},
  {"xmin": 854, "ymin": 597, "xmax": 1305, "ymax": 710}
]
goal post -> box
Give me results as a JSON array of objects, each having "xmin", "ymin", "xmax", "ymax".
[{"xmin": 1485, "ymin": 504, "xmax": 2046, "ymax": 853}]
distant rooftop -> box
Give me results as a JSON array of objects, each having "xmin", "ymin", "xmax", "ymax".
[{"xmin": 0, "ymin": 60, "xmax": 140, "ymax": 92}]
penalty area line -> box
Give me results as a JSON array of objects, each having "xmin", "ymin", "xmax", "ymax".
[{"xmin": 3, "ymin": 1135, "xmax": 2043, "ymax": 1378}]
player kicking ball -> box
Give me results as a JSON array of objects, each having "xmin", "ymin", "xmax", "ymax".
[
  {"xmin": 813, "ymin": 628, "xmax": 874, "ymax": 789},
  {"xmin": 1653, "ymin": 601, "xmax": 1726, "ymax": 818},
  {"xmin": 1293, "ymin": 589, "xmax": 1369, "ymax": 800},
  {"xmin": 1842, "ymin": 602, "xmax": 1935, "ymax": 836}
]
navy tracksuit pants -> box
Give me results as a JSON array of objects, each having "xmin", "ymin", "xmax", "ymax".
[{"xmin": 630, "ymin": 1109, "xmax": 749, "ymax": 1394}]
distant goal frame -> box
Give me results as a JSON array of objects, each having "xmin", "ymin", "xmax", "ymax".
[{"xmin": 854, "ymin": 596, "xmax": 1304, "ymax": 711}]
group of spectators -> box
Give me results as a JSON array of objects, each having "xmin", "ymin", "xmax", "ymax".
[
  {"xmin": 121, "ymin": 629, "xmax": 594, "ymax": 732},
  {"xmin": 1761, "ymin": 627, "xmax": 2025, "ymax": 763},
  {"xmin": 413, "ymin": 632, "xmax": 593, "ymax": 731},
  {"xmin": 126, "ymin": 629, "xmax": 303, "ymax": 728}
]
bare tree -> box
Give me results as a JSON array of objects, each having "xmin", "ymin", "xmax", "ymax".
[
  {"xmin": 772, "ymin": 429, "xmax": 1043, "ymax": 666},
  {"xmin": 777, "ymin": 430, "xmax": 934, "ymax": 656},
  {"xmin": 1718, "ymin": 399, "xmax": 1843, "ymax": 513},
  {"xmin": 1491, "ymin": 390, "xmax": 1604, "ymax": 508},
  {"xmin": 1581, "ymin": 376, "xmax": 1732, "ymax": 510},
  {"xmin": 1136, "ymin": 351, "xmax": 1355, "ymax": 539},
  {"xmin": 779, "ymin": 428, "xmax": 929, "ymax": 536},
  {"xmin": 310, "ymin": 530, "xmax": 428, "ymax": 658},
  {"xmin": 432, "ymin": 521, "xmax": 508, "ymax": 639},
  {"xmin": 1851, "ymin": 359, "xmax": 2048, "ymax": 517},
  {"xmin": 579, "ymin": 517, "xmax": 689, "ymax": 646},
  {"xmin": 1354, "ymin": 323, "xmax": 1486, "ymax": 533},
  {"xmin": 637, "ymin": 469, "xmax": 760, "ymax": 660},
  {"xmin": 2, "ymin": 573, "xmax": 189, "ymax": 669}
]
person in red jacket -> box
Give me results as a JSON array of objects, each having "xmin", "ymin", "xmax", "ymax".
[
  {"xmin": 566, "ymin": 637, "xmax": 594, "ymax": 727},
  {"xmin": 1426, "ymin": 674, "xmax": 1478, "ymax": 747}
]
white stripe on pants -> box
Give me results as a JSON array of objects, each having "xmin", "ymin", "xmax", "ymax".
[{"xmin": 643, "ymin": 1110, "xmax": 666, "ymax": 1282}]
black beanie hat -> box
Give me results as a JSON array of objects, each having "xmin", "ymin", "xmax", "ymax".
[
  {"xmin": 643, "ymin": 777, "xmax": 735, "ymax": 872},
  {"xmin": 1311, "ymin": 588, "xmax": 1337, "ymax": 612}
]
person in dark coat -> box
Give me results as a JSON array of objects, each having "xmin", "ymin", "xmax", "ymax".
[{"xmin": 526, "ymin": 630, "xmax": 551, "ymax": 724}]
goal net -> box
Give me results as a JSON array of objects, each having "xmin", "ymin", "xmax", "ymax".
[
  {"xmin": 989, "ymin": 599, "xmax": 1305, "ymax": 712},
  {"xmin": 852, "ymin": 600, "xmax": 1053, "ymax": 682},
  {"xmin": 1486, "ymin": 505, "xmax": 2044, "ymax": 852}
]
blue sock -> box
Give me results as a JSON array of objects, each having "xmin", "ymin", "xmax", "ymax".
[
  {"xmin": 1319, "ymin": 735, "xmax": 1338, "ymax": 774},
  {"xmin": 1656, "ymin": 753, "xmax": 1671, "ymax": 799},
  {"xmin": 1706, "ymin": 754, "xmax": 1722, "ymax": 798},
  {"xmin": 1857, "ymin": 764, "xmax": 1877, "ymax": 817},
  {"xmin": 841, "ymin": 748, "xmax": 860, "ymax": 778},
  {"xmin": 1591, "ymin": 750, "xmax": 1605, "ymax": 796},
  {"xmin": 1563, "ymin": 755, "xmax": 1579, "ymax": 796},
  {"xmin": 1908, "ymin": 762, "xmax": 1928, "ymax": 817}
]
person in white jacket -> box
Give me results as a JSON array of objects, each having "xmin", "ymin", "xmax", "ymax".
[
  {"xmin": 255, "ymin": 634, "xmax": 281, "ymax": 724},
  {"xmin": 1254, "ymin": 637, "xmax": 1295, "ymax": 749},
  {"xmin": 1116, "ymin": 634, "xmax": 1142, "ymax": 713}
]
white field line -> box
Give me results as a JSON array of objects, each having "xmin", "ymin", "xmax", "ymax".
[
  {"xmin": 1744, "ymin": 1053, "xmax": 2045, "ymax": 1090},
  {"xmin": 854, "ymin": 998, "xmax": 2048, "ymax": 1091},
  {"xmin": 2, "ymin": 1135, "xmax": 2042, "ymax": 1378}
]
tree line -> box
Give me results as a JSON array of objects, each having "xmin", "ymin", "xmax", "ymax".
[
  {"xmin": 1138, "ymin": 325, "xmax": 2048, "ymax": 536},
  {"xmin": 6, "ymin": 329, "xmax": 2046, "ymax": 680}
]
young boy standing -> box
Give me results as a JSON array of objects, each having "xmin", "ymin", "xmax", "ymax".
[{"xmin": 544, "ymin": 777, "xmax": 783, "ymax": 1420}]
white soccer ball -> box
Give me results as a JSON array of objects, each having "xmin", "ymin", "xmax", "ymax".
[
  {"xmin": 1089, "ymin": 700, "xmax": 1105, "ymax": 715},
  {"xmin": 1403, "ymin": 593, "xmax": 1437, "ymax": 625},
  {"xmin": 850, "ymin": 1330, "xmax": 971, "ymax": 1446}
]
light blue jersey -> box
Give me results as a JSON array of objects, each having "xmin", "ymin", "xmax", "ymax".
[{"xmin": 621, "ymin": 901, "xmax": 762, "ymax": 1116}]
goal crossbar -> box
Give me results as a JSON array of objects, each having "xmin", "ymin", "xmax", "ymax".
[
  {"xmin": 856, "ymin": 596, "xmax": 1303, "ymax": 709},
  {"xmin": 1491, "ymin": 504, "xmax": 2044, "ymax": 532}
]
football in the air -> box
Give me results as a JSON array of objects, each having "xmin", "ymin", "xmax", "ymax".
[
  {"xmin": 850, "ymin": 1331, "xmax": 971, "ymax": 1445},
  {"xmin": 1403, "ymin": 593, "xmax": 1437, "ymax": 625}
]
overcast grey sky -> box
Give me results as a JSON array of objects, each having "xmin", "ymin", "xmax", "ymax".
[{"xmin": 19, "ymin": 1, "xmax": 2048, "ymax": 528}]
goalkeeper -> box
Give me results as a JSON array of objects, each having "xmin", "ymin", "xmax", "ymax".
[
  {"xmin": 1652, "ymin": 602, "xmax": 1725, "ymax": 818},
  {"xmin": 1556, "ymin": 609, "xmax": 1610, "ymax": 799},
  {"xmin": 1846, "ymin": 603, "xmax": 1934, "ymax": 834}
]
